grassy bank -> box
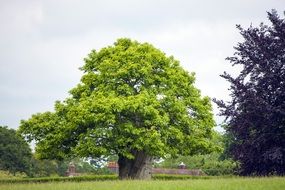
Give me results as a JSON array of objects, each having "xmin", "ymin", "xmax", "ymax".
[{"xmin": 1, "ymin": 177, "xmax": 284, "ymax": 190}]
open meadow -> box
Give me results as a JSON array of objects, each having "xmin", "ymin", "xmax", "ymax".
[{"xmin": 1, "ymin": 177, "xmax": 285, "ymax": 190}]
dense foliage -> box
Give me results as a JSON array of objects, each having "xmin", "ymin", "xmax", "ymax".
[
  {"xmin": 0, "ymin": 126, "xmax": 32, "ymax": 175},
  {"xmin": 157, "ymin": 153, "xmax": 237, "ymax": 176},
  {"xmin": 28, "ymin": 158, "xmax": 58, "ymax": 177},
  {"xmin": 214, "ymin": 10, "xmax": 285, "ymax": 175},
  {"xmin": 19, "ymin": 38, "xmax": 216, "ymax": 179},
  {"xmin": 157, "ymin": 132, "xmax": 237, "ymax": 176}
]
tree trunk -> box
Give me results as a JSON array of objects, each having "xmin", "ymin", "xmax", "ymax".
[{"xmin": 118, "ymin": 150, "xmax": 152, "ymax": 180}]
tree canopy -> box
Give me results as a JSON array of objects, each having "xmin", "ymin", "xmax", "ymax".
[
  {"xmin": 0, "ymin": 126, "xmax": 32, "ymax": 175},
  {"xmin": 215, "ymin": 10, "xmax": 285, "ymax": 175},
  {"xmin": 19, "ymin": 38, "xmax": 216, "ymax": 179}
]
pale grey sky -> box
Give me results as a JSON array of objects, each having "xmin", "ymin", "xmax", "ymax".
[{"xmin": 0, "ymin": 0, "xmax": 284, "ymax": 129}]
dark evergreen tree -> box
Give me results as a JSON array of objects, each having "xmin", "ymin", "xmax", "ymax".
[
  {"xmin": 214, "ymin": 10, "xmax": 285, "ymax": 175},
  {"xmin": 0, "ymin": 126, "xmax": 32, "ymax": 175}
]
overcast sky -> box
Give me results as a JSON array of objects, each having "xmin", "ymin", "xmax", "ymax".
[{"xmin": 0, "ymin": 0, "xmax": 284, "ymax": 130}]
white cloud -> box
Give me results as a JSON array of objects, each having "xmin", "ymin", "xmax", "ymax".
[{"xmin": 0, "ymin": 0, "xmax": 284, "ymax": 129}]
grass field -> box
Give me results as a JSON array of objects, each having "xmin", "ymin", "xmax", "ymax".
[{"xmin": 1, "ymin": 177, "xmax": 285, "ymax": 190}]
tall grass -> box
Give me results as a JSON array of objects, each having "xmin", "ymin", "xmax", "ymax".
[{"xmin": 1, "ymin": 177, "xmax": 285, "ymax": 190}]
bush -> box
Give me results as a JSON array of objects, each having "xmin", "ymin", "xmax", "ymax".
[{"xmin": 157, "ymin": 152, "xmax": 238, "ymax": 176}]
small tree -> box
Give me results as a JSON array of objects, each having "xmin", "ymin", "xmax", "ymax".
[
  {"xmin": 28, "ymin": 157, "xmax": 58, "ymax": 177},
  {"xmin": 0, "ymin": 126, "xmax": 32, "ymax": 175},
  {"xmin": 215, "ymin": 10, "xmax": 285, "ymax": 175},
  {"xmin": 19, "ymin": 39, "xmax": 216, "ymax": 179}
]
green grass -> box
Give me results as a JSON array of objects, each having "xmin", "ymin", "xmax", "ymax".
[{"xmin": 1, "ymin": 177, "xmax": 284, "ymax": 190}]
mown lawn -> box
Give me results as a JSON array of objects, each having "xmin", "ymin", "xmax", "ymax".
[{"xmin": 1, "ymin": 177, "xmax": 285, "ymax": 190}]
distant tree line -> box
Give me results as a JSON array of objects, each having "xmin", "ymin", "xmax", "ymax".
[
  {"xmin": 156, "ymin": 132, "xmax": 237, "ymax": 176},
  {"xmin": 0, "ymin": 126, "xmax": 111, "ymax": 177}
]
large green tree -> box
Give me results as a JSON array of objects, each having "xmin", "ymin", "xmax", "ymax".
[
  {"xmin": 19, "ymin": 39, "xmax": 215, "ymax": 179},
  {"xmin": 0, "ymin": 126, "xmax": 32, "ymax": 175}
]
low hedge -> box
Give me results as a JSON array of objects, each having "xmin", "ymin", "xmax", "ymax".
[
  {"xmin": 0, "ymin": 175, "xmax": 118, "ymax": 184},
  {"xmin": 0, "ymin": 174, "xmax": 225, "ymax": 184},
  {"xmin": 203, "ymin": 168, "xmax": 237, "ymax": 176},
  {"xmin": 152, "ymin": 174, "xmax": 212, "ymax": 180}
]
